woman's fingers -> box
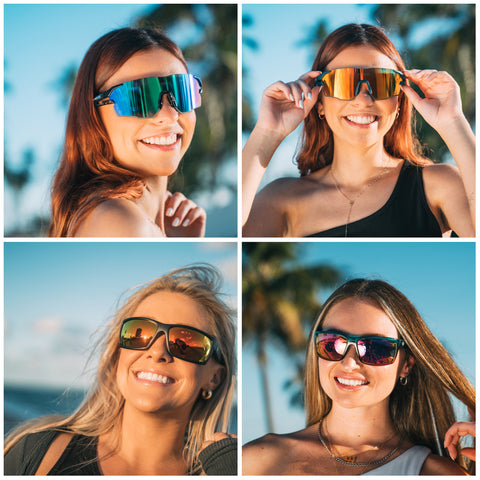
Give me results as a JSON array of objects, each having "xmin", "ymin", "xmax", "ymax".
[
  {"xmin": 444, "ymin": 421, "xmax": 476, "ymax": 461},
  {"xmin": 165, "ymin": 192, "xmax": 205, "ymax": 227}
]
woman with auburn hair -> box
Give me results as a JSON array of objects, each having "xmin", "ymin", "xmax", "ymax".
[
  {"xmin": 49, "ymin": 27, "xmax": 206, "ymax": 237},
  {"xmin": 243, "ymin": 279, "xmax": 475, "ymax": 475},
  {"xmin": 5, "ymin": 265, "xmax": 237, "ymax": 475},
  {"xmin": 242, "ymin": 23, "xmax": 475, "ymax": 237}
]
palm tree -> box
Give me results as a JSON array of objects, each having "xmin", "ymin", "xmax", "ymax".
[{"xmin": 242, "ymin": 242, "xmax": 341, "ymax": 431}]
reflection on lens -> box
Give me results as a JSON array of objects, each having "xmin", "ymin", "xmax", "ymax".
[
  {"xmin": 169, "ymin": 326, "xmax": 212, "ymax": 364},
  {"xmin": 120, "ymin": 319, "xmax": 157, "ymax": 349}
]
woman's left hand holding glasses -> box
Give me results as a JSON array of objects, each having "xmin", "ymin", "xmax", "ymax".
[
  {"xmin": 401, "ymin": 69, "xmax": 465, "ymax": 134},
  {"xmin": 164, "ymin": 191, "xmax": 206, "ymax": 237}
]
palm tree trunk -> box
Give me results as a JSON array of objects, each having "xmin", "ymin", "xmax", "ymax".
[{"xmin": 258, "ymin": 345, "xmax": 274, "ymax": 432}]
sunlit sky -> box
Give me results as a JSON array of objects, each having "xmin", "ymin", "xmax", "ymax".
[
  {"xmin": 243, "ymin": 242, "xmax": 475, "ymax": 443},
  {"xmin": 5, "ymin": 241, "xmax": 237, "ymax": 389}
]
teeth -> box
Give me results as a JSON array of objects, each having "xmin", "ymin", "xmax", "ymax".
[
  {"xmin": 336, "ymin": 377, "xmax": 368, "ymax": 386},
  {"xmin": 137, "ymin": 371, "xmax": 173, "ymax": 384},
  {"xmin": 346, "ymin": 115, "xmax": 376, "ymax": 125},
  {"xmin": 142, "ymin": 134, "xmax": 177, "ymax": 146}
]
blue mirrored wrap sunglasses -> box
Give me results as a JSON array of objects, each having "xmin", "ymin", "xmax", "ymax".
[
  {"xmin": 315, "ymin": 67, "xmax": 405, "ymax": 100},
  {"xmin": 93, "ymin": 74, "xmax": 202, "ymax": 118},
  {"xmin": 119, "ymin": 317, "xmax": 223, "ymax": 365},
  {"xmin": 315, "ymin": 331, "xmax": 406, "ymax": 366}
]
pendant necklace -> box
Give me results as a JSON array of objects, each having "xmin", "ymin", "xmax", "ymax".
[{"xmin": 330, "ymin": 162, "xmax": 390, "ymax": 237}]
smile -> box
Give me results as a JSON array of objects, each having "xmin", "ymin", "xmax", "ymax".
[
  {"xmin": 345, "ymin": 115, "xmax": 377, "ymax": 125},
  {"xmin": 141, "ymin": 133, "xmax": 178, "ymax": 146},
  {"xmin": 136, "ymin": 371, "xmax": 175, "ymax": 384},
  {"xmin": 335, "ymin": 377, "xmax": 369, "ymax": 387}
]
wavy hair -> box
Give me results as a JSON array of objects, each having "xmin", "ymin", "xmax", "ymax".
[
  {"xmin": 304, "ymin": 278, "xmax": 475, "ymax": 474},
  {"xmin": 48, "ymin": 27, "xmax": 188, "ymax": 237},
  {"xmin": 296, "ymin": 23, "xmax": 431, "ymax": 176},
  {"xmin": 4, "ymin": 264, "xmax": 236, "ymax": 474}
]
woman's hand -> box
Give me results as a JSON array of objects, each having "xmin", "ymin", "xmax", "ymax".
[
  {"xmin": 401, "ymin": 69, "xmax": 465, "ymax": 134},
  {"xmin": 255, "ymin": 71, "xmax": 322, "ymax": 139},
  {"xmin": 444, "ymin": 420, "xmax": 475, "ymax": 461},
  {"xmin": 164, "ymin": 191, "xmax": 206, "ymax": 237}
]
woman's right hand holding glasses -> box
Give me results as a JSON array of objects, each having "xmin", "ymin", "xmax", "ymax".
[{"xmin": 255, "ymin": 71, "xmax": 322, "ymax": 140}]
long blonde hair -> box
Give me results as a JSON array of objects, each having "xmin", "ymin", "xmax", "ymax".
[
  {"xmin": 304, "ymin": 278, "xmax": 475, "ymax": 473},
  {"xmin": 5, "ymin": 264, "xmax": 236, "ymax": 474}
]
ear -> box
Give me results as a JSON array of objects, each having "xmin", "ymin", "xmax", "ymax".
[
  {"xmin": 317, "ymin": 100, "xmax": 325, "ymax": 117},
  {"xmin": 203, "ymin": 364, "xmax": 226, "ymax": 392},
  {"xmin": 399, "ymin": 354, "xmax": 415, "ymax": 378}
]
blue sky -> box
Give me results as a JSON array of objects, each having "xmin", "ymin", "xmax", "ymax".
[
  {"xmin": 4, "ymin": 241, "xmax": 237, "ymax": 389},
  {"xmin": 242, "ymin": 242, "xmax": 475, "ymax": 443},
  {"xmin": 4, "ymin": 4, "xmax": 236, "ymax": 235}
]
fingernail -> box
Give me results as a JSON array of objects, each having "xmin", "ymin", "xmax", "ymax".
[
  {"xmin": 173, "ymin": 218, "xmax": 180, "ymax": 227},
  {"xmin": 308, "ymin": 92, "xmax": 312, "ymax": 100},
  {"xmin": 299, "ymin": 100, "xmax": 304, "ymax": 108},
  {"xmin": 289, "ymin": 94, "xmax": 294, "ymax": 101},
  {"xmin": 183, "ymin": 219, "xmax": 190, "ymax": 227},
  {"xmin": 166, "ymin": 208, "xmax": 174, "ymax": 217}
]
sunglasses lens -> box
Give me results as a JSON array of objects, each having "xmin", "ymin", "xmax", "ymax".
[
  {"xmin": 109, "ymin": 74, "xmax": 201, "ymax": 118},
  {"xmin": 359, "ymin": 337, "xmax": 397, "ymax": 365},
  {"xmin": 321, "ymin": 69, "xmax": 358, "ymax": 99},
  {"xmin": 315, "ymin": 332, "xmax": 348, "ymax": 361},
  {"xmin": 321, "ymin": 68, "xmax": 402, "ymax": 100},
  {"xmin": 119, "ymin": 318, "xmax": 157, "ymax": 349},
  {"xmin": 168, "ymin": 326, "xmax": 212, "ymax": 364}
]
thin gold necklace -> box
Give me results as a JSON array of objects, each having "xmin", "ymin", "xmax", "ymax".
[
  {"xmin": 330, "ymin": 163, "xmax": 390, "ymax": 237},
  {"xmin": 318, "ymin": 419, "xmax": 402, "ymax": 468}
]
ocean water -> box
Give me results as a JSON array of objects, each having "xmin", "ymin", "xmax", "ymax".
[{"xmin": 4, "ymin": 385, "xmax": 86, "ymax": 435}]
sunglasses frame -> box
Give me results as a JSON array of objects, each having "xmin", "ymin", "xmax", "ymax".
[
  {"xmin": 93, "ymin": 74, "xmax": 203, "ymax": 116},
  {"xmin": 119, "ymin": 316, "xmax": 223, "ymax": 365},
  {"xmin": 315, "ymin": 67, "xmax": 406, "ymax": 100},
  {"xmin": 314, "ymin": 330, "xmax": 406, "ymax": 366}
]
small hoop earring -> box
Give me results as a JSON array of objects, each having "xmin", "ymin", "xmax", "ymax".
[
  {"xmin": 201, "ymin": 389, "xmax": 213, "ymax": 400},
  {"xmin": 395, "ymin": 108, "xmax": 400, "ymax": 119},
  {"xmin": 318, "ymin": 113, "xmax": 325, "ymax": 120},
  {"xmin": 399, "ymin": 376, "xmax": 408, "ymax": 386}
]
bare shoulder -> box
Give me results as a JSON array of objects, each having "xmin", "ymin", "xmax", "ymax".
[
  {"xmin": 420, "ymin": 453, "xmax": 468, "ymax": 476},
  {"xmin": 243, "ymin": 176, "xmax": 315, "ymax": 237},
  {"xmin": 74, "ymin": 198, "xmax": 154, "ymax": 237},
  {"xmin": 242, "ymin": 433, "xmax": 293, "ymax": 475},
  {"xmin": 422, "ymin": 163, "xmax": 474, "ymax": 236},
  {"xmin": 35, "ymin": 432, "xmax": 73, "ymax": 475}
]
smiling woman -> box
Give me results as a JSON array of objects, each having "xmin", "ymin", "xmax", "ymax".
[
  {"xmin": 242, "ymin": 23, "xmax": 475, "ymax": 237},
  {"xmin": 4, "ymin": 265, "xmax": 237, "ymax": 475},
  {"xmin": 49, "ymin": 27, "xmax": 206, "ymax": 237},
  {"xmin": 242, "ymin": 279, "xmax": 475, "ymax": 475}
]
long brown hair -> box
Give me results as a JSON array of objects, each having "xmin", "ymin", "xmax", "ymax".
[
  {"xmin": 296, "ymin": 23, "xmax": 430, "ymax": 176},
  {"xmin": 304, "ymin": 278, "xmax": 475, "ymax": 474},
  {"xmin": 5, "ymin": 265, "xmax": 236, "ymax": 474},
  {"xmin": 48, "ymin": 28, "xmax": 188, "ymax": 237}
]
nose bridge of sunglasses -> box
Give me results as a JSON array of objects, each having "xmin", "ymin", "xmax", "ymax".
[{"xmin": 355, "ymin": 79, "xmax": 373, "ymax": 97}]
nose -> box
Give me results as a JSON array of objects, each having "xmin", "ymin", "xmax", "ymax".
[
  {"xmin": 146, "ymin": 333, "xmax": 173, "ymax": 363},
  {"xmin": 340, "ymin": 344, "xmax": 362, "ymax": 369},
  {"xmin": 151, "ymin": 92, "xmax": 179, "ymax": 123}
]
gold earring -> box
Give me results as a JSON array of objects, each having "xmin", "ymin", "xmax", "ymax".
[
  {"xmin": 318, "ymin": 113, "xmax": 325, "ymax": 120},
  {"xmin": 201, "ymin": 389, "xmax": 213, "ymax": 400}
]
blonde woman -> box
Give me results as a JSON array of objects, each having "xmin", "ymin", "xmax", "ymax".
[
  {"xmin": 243, "ymin": 279, "xmax": 474, "ymax": 475},
  {"xmin": 5, "ymin": 265, "xmax": 236, "ymax": 475}
]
